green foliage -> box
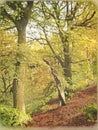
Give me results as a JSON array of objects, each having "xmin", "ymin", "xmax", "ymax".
[
  {"xmin": 31, "ymin": 103, "xmax": 49, "ymax": 114},
  {"xmin": 0, "ymin": 98, "xmax": 12, "ymax": 106},
  {"xmin": 64, "ymin": 86, "xmax": 75, "ymax": 100},
  {"xmin": 27, "ymin": 97, "xmax": 50, "ymax": 114},
  {"xmin": 0, "ymin": 104, "xmax": 31, "ymax": 127},
  {"xmin": 84, "ymin": 104, "xmax": 97, "ymax": 122},
  {"xmin": 43, "ymin": 81, "xmax": 55, "ymax": 97}
]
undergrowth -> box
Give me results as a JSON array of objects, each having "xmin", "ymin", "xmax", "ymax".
[{"xmin": 0, "ymin": 104, "xmax": 31, "ymax": 127}]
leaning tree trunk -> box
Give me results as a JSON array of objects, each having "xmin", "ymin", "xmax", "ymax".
[
  {"xmin": 43, "ymin": 59, "xmax": 66, "ymax": 106},
  {"xmin": 50, "ymin": 67, "xmax": 66, "ymax": 106}
]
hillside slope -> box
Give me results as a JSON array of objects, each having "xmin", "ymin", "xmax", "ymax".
[{"xmin": 28, "ymin": 85, "xmax": 97, "ymax": 127}]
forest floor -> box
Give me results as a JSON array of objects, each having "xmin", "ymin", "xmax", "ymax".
[{"xmin": 28, "ymin": 84, "xmax": 97, "ymax": 127}]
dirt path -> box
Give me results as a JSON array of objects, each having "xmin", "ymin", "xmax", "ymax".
[{"xmin": 28, "ymin": 85, "xmax": 97, "ymax": 127}]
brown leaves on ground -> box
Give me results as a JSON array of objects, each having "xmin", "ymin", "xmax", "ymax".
[{"xmin": 28, "ymin": 85, "xmax": 97, "ymax": 127}]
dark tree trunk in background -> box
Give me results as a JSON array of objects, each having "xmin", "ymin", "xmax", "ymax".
[
  {"xmin": 13, "ymin": 78, "xmax": 18, "ymax": 108},
  {"xmin": 58, "ymin": 30, "xmax": 72, "ymax": 85},
  {"xmin": 55, "ymin": 1, "xmax": 72, "ymax": 85},
  {"xmin": 63, "ymin": 44, "xmax": 72, "ymax": 84}
]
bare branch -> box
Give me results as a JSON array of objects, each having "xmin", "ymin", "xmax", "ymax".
[
  {"xmin": 3, "ymin": 26, "xmax": 16, "ymax": 30},
  {"xmin": 72, "ymin": 58, "xmax": 91, "ymax": 64},
  {"xmin": 75, "ymin": 11, "xmax": 96, "ymax": 27}
]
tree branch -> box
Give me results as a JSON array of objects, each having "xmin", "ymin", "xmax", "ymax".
[
  {"xmin": 1, "ymin": 8, "xmax": 15, "ymax": 23},
  {"xmin": 6, "ymin": 2, "xmax": 17, "ymax": 10},
  {"xmin": 24, "ymin": 1, "xmax": 34, "ymax": 19},
  {"xmin": 3, "ymin": 26, "xmax": 16, "ymax": 30},
  {"xmin": 72, "ymin": 58, "xmax": 91, "ymax": 64},
  {"xmin": 75, "ymin": 11, "xmax": 96, "ymax": 27}
]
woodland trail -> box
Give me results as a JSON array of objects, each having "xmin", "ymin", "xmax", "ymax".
[{"xmin": 28, "ymin": 84, "xmax": 97, "ymax": 127}]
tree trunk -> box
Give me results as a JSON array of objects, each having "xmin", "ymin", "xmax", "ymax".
[
  {"xmin": 58, "ymin": 89, "xmax": 66, "ymax": 106},
  {"xmin": 57, "ymin": 23, "xmax": 72, "ymax": 85},
  {"xmin": 13, "ymin": 78, "xmax": 17, "ymax": 108},
  {"xmin": 59, "ymin": 34, "xmax": 72, "ymax": 84},
  {"xmin": 1, "ymin": 1, "xmax": 34, "ymax": 113},
  {"xmin": 16, "ymin": 65, "xmax": 26, "ymax": 113},
  {"xmin": 43, "ymin": 59, "xmax": 66, "ymax": 106},
  {"xmin": 12, "ymin": 5, "xmax": 33, "ymax": 112},
  {"xmin": 63, "ymin": 43, "xmax": 72, "ymax": 84},
  {"xmin": 1, "ymin": 75, "xmax": 7, "ymax": 98},
  {"xmin": 17, "ymin": 25, "xmax": 26, "ymax": 43},
  {"xmin": 55, "ymin": 1, "xmax": 72, "ymax": 85},
  {"xmin": 51, "ymin": 68, "xmax": 66, "ymax": 106},
  {"xmin": 12, "ymin": 24, "xmax": 26, "ymax": 113}
]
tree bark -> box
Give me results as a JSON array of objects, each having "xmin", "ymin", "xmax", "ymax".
[
  {"xmin": 58, "ymin": 32, "xmax": 72, "ymax": 84},
  {"xmin": 12, "ymin": 24, "xmax": 26, "ymax": 113},
  {"xmin": 17, "ymin": 25, "xmax": 26, "ymax": 43},
  {"xmin": 43, "ymin": 59, "xmax": 66, "ymax": 106},
  {"xmin": 51, "ymin": 68, "xmax": 66, "ymax": 106},
  {"xmin": 63, "ymin": 43, "xmax": 72, "ymax": 84},
  {"xmin": 16, "ymin": 65, "xmax": 26, "ymax": 113},
  {"xmin": 13, "ymin": 78, "xmax": 17, "ymax": 108},
  {"xmin": 1, "ymin": 75, "xmax": 7, "ymax": 98}
]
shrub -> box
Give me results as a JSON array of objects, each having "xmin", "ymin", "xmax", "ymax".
[
  {"xmin": 0, "ymin": 104, "xmax": 31, "ymax": 127},
  {"xmin": 84, "ymin": 104, "xmax": 97, "ymax": 122},
  {"xmin": 64, "ymin": 87, "xmax": 75, "ymax": 99}
]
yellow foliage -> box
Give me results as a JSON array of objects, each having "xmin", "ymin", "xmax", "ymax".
[
  {"xmin": 31, "ymin": 42, "xmax": 44, "ymax": 51},
  {"xmin": 0, "ymin": 30, "xmax": 16, "ymax": 56}
]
